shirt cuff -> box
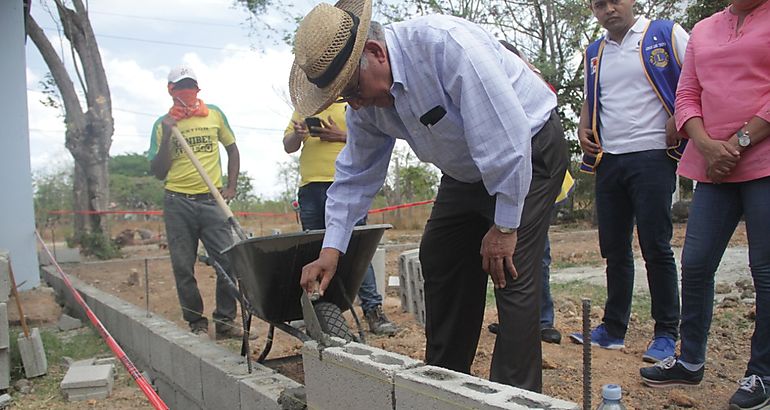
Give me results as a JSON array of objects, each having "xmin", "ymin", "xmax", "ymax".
[
  {"xmin": 494, "ymin": 195, "xmax": 523, "ymax": 230},
  {"xmin": 675, "ymin": 107, "xmax": 703, "ymax": 132},
  {"xmin": 757, "ymin": 101, "xmax": 770, "ymax": 124},
  {"xmin": 321, "ymin": 224, "xmax": 354, "ymax": 254}
]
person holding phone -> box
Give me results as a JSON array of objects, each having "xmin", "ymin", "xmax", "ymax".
[{"xmin": 283, "ymin": 102, "xmax": 397, "ymax": 336}]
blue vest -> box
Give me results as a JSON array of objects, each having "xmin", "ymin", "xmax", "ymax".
[{"xmin": 580, "ymin": 20, "xmax": 687, "ymax": 174}]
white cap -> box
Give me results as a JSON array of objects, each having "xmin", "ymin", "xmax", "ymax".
[
  {"xmin": 601, "ymin": 384, "xmax": 622, "ymax": 401},
  {"xmin": 167, "ymin": 66, "xmax": 197, "ymax": 84}
]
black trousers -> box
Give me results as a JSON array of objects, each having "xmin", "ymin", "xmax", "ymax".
[{"xmin": 419, "ymin": 111, "xmax": 568, "ymax": 392}]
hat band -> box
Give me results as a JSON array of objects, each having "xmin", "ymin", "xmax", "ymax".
[{"xmin": 307, "ymin": 11, "xmax": 360, "ymax": 88}]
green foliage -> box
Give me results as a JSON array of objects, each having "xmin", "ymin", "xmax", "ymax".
[
  {"xmin": 275, "ymin": 156, "xmax": 301, "ymax": 203},
  {"xmin": 9, "ymin": 327, "xmax": 109, "ymax": 381},
  {"xmin": 68, "ymin": 231, "xmax": 122, "ymax": 260},
  {"xmin": 110, "ymin": 174, "xmax": 164, "ymax": 209},
  {"xmin": 380, "ymin": 147, "xmax": 439, "ymax": 205},
  {"xmin": 109, "ymin": 153, "xmax": 151, "ymax": 177},
  {"xmin": 33, "ymin": 167, "xmax": 73, "ymax": 224},
  {"xmin": 227, "ymin": 171, "xmax": 260, "ymax": 211},
  {"xmin": 683, "ymin": 0, "xmax": 728, "ymax": 30}
]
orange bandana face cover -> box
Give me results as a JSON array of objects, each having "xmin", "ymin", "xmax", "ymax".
[{"xmin": 167, "ymin": 84, "xmax": 209, "ymax": 120}]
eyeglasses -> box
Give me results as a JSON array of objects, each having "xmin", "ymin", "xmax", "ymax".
[{"xmin": 336, "ymin": 63, "xmax": 362, "ymax": 103}]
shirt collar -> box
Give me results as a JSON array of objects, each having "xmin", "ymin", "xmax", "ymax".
[{"xmin": 385, "ymin": 27, "xmax": 407, "ymax": 92}]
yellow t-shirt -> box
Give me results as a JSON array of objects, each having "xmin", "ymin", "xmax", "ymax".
[
  {"xmin": 284, "ymin": 103, "xmax": 347, "ymax": 187},
  {"xmin": 148, "ymin": 104, "xmax": 235, "ymax": 194}
]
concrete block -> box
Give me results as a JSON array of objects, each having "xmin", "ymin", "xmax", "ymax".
[
  {"xmin": 0, "ymin": 349, "xmax": 9, "ymax": 390},
  {"xmin": 240, "ymin": 373, "xmax": 303, "ymax": 410},
  {"xmin": 38, "ymin": 245, "xmax": 81, "ymax": 265},
  {"xmin": 302, "ymin": 340, "xmax": 422, "ymax": 410},
  {"xmin": 0, "ymin": 251, "xmax": 11, "ymax": 303},
  {"xmin": 0, "ymin": 303, "xmax": 8, "ymax": 349},
  {"xmin": 200, "ymin": 344, "xmax": 273, "ymax": 410},
  {"xmin": 394, "ymin": 365, "xmax": 579, "ymax": 409},
  {"xmin": 57, "ymin": 313, "xmax": 83, "ymax": 331},
  {"xmin": 153, "ymin": 375, "xmax": 177, "ymax": 410},
  {"xmin": 127, "ymin": 315, "xmax": 150, "ymax": 366},
  {"xmin": 170, "ymin": 334, "xmax": 204, "ymax": 403},
  {"xmin": 60, "ymin": 364, "xmax": 114, "ymax": 402},
  {"xmin": 17, "ymin": 327, "xmax": 47, "ymax": 378},
  {"xmin": 148, "ymin": 322, "xmax": 179, "ymax": 378},
  {"xmin": 176, "ymin": 389, "xmax": 205, "ymax": 410},
  {"xmin": 0, "ymin": 393, "xmax": 11, "ymax": 408},
  {"xmin": 398, "ymin": 250, "xmax": 419, "ymax": 313},
  {"xmin": 372, "ymin": 247, "xmax": 387, "ymax": 295}
]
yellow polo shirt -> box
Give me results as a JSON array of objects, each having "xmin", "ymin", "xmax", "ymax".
[
  {"xmin": 148, "ymin": 104, "xmax": 235, "ymax": 194},
  {"xmin": 284, "ymin": 103, "xmax": 347, "ymax": 187}
]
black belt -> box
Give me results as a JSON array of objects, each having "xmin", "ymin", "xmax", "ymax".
[{"xmin": 165, "ymin": 190, "xmax": 214, "ymax": 201}]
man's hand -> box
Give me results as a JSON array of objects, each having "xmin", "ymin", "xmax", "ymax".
[
  {"xmin": 578, "ymin": 127, "xmax": 600, "ymax": 156},
  {"xmin": 480, "ymin": 226, "xmax": 518, "ymax": 289},
  {"xmin": 300, "ymin": 248, "xmax": 341, "ymax": 296},
  {"xmin": 161, "ymin": 115, "xmax": 177, "ymax": 137},
  {"xmin": 292, "ymin": 120, "xmax": 309, "ymax": 138},
  {"xmin": 220, "ymin": 186, "xmax": 237, "ymax": 201},
  {"xmin": 313, "ymin": 117, "xmax": 347, "ymax": 143},
  {"xmin": 665, "ymin": 116, "xmax": 681, "ymax": 147}
]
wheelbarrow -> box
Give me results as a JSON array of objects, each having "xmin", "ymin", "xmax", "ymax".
[{"xmin": 219, "ymin": 224, "xmax": 390, "ymax": 362}]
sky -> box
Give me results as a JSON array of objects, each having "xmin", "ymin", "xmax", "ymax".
[{"xmin": 25, "ymin": 0, "xmax": 343, "ymax": 198}]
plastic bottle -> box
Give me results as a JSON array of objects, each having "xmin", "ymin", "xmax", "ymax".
[{"xmin": 596, "ymin": 384, "xmax": 627, "ymax": 410}]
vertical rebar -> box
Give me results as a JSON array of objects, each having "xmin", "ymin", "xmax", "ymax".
[
  {"xmin": 582, "ymin": 298, "xmax": 592, "ymax": 410},
  {"xmin": 144, "ymin": 258, "xmax": 150, "ymax": 317}
]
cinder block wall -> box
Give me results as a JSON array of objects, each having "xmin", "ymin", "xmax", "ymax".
[{"xmin": 41, "ymin": 266, "xmax": 301, "ymax": 410}]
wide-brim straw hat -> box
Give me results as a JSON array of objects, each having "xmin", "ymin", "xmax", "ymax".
[{"xmin": 289, "ymin": 0, "xmax": 372, "ymax": 116}]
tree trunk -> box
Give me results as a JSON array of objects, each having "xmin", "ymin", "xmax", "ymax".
[{"xmin": 26, "ymin": 0, "xmax": 113, "ymax": 237}]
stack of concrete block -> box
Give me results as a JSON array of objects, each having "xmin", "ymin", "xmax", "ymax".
[
  {"xmin": 0, "ymin": 250, "xmax": 10, "ymax": 390},
  {"xmin": 60, "ymin": 364, "xmax": 114, "ymax": 401},
  {"xmin": 303, "ymin": 340, "xmax": 578, "ymax": 409},
  {"xmin": 398, "ymin": 249, "xmax": 426, "ymax": 325}
]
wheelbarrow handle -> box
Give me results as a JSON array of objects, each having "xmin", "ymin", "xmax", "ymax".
[{"xmin": 170, "ymin": 126, "xmax": 247, "ymax": 240}]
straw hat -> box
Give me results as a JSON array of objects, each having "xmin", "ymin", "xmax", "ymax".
[{"xmin": 289, "ymin": 0, "xmax": 372, "ymax": 116}]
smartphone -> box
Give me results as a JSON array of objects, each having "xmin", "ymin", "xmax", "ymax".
[{"xmin": 304, "ymin": 117, "xmax": 322, "ymax": 130}]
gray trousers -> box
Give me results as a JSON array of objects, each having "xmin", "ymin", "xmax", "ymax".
[
  {"xmin": 419, "ymin": 111, "xmax": 568, "ymax": 392},
  {"xmin": 163, "ymin": 191, "xmax": 237, "ymax": 328}
]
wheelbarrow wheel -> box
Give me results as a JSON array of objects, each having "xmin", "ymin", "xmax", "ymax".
[{"xmin": 313, "ymin": 301, "xmax": 355, "ymax": 342}]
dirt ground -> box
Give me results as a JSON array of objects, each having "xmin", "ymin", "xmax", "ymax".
[{"xmin": 49, "ymin": 220, "xmax": 753, "ymax": 409}]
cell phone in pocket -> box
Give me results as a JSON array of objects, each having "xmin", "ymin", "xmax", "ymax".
[{"xmin": 305, "ymin": 116, "xmax": 322, "ymax": 130}]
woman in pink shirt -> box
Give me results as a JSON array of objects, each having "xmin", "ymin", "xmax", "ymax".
[{"xmin": 640, "ymin": 0, "xmax": 770, "ymax": 408}]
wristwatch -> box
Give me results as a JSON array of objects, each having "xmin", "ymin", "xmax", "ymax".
[
  {"xmin": 495, "ymin": 224, "xmax": 516, "ymax": 234},
  {"xmin": 737, "ymin": 125, "xmax": 751, "ymax": 148}
]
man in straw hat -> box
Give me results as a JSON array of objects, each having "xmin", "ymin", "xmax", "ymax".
[{"xmin": 294, "ymin": 0, "xmax": 568, "ymax": 392}]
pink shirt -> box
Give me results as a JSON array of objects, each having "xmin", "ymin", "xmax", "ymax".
[{"xmin": 675, "ymin": 1, "xmax": 770, "ymax": 183}]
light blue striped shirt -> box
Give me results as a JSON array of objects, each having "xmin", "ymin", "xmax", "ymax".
[{"xmin": 324, "ymin": 15, "xmax": 557, "ymax": 252}]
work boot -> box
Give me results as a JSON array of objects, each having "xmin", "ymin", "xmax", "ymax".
[
  {"xmin": 364, "ymin": 306, "xmax": 398, "ymax": 336},
  {"xmin": 215, "ymin": 320, "xmax": 257, "ymax": 341}
]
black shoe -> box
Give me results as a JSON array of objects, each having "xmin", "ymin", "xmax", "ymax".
[
  {"xmin": 364, "ymin": 306, "xmax": 398, "ymax": 336},
  {"xmin": 488, "ymin": 323, "xmax": 499, "ymax": 334},
  {"xmin": 640, "ymin": 356, "xmax": 704, "ymax": 388},
  {"xmin": 729, "ymin": 375, "xmax": 769, "ymax": 410},
  {"xmin": 541, "ymin": 327, "xmax": 562, "ymax": 344},
  {"xmin": 215, "ymin": 320, "xmax": 258, "ymax": 341}
]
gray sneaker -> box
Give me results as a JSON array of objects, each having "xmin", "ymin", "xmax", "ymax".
[{"xmin": 364, "ymin": 306, "xmax": 398, "ymax": 336}]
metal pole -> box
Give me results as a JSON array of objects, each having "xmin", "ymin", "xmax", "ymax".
[
  {"xmin": 144, "ymin": 258, "xmax": 150, "ymax": 318},
  {"xmin": 582, "ymin": 298, "xmax": 592, "ymax": 410}
]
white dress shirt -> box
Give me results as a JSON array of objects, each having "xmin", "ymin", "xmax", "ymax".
[
  {"xmin": 594, "ymin": 16, "xmax": 689, "ymax": 154},
  {"xmin": 323, "ymin": 15, "xmax": 557, "ymax": 252}
]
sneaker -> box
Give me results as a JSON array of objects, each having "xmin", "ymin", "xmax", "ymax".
[
  {"xmin": 364, "ymin": 306, "xmax": 398, "ymax": 336},
  {"xmin": 640, "ymin": 356, "xmax": 704, "ymax": 387},
  {"xmin": 541, "ymin": 327, "xmax": 562, "ymax": 344},
  {"xmin": 729, "ymin": 375, "xmax": 769, "ymax": 410},
  {"xmin": 643, "ymin": 336, "xmax": 676, "ymax": 363},
  {"xmin": 215, "ymin": 321, "xmax": 258, "ymax": 341},
  {"xmin": 191, "ymin": 325, "xmax": 209, "ymax": 339},
  {"xmin": 569, "ymin": 324, "xmax": 625, "ymax": 349},
  {"xmin": 488, "ymin": 323, "xmax": 499, "ymax": 334}
]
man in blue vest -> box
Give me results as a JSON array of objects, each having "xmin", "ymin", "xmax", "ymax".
[{"xmin": 569, "ymin": 0, "xmax": 689, "ymax": 363}]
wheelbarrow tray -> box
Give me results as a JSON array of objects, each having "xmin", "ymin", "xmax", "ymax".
[{"xmin": 222, "ymin": 224, "xmax": 390, "ymax": 324}]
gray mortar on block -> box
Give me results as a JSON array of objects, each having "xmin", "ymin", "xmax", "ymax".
[
  {"xmin": 394, "ymin": 365, "xmax": 579, "ymax": 410},
  {"xmin": 303, "ymin": 340, "xmax": 423, "ymax": 410}
]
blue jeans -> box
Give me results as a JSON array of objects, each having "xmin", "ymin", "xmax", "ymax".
[
  {"xmin": 163, "ymin": 192, "xmax": 237, "ymax": 328},
  {"xmin": 679, "ymin": 177, "xmax": 770, "ymax": 378},
  {"xmin": 541, "ymin": 234, "xmax": 555, "ymax": 329},
  {"xmin": 297, "ymin": 182, "xmax": 383, "ymax": 311},
  {"xmin": 595, "ymin": 150, "xmax": 680, "ymax": 340}
]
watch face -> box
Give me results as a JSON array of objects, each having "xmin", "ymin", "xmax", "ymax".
[{"xmin": 739, "ymin": 135, "xmax": 750, "ymax": 147}]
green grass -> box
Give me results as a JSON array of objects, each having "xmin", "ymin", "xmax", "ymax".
[{"xmin": 7, "ymin": 326, "xmax": 111, "ymax": 406}]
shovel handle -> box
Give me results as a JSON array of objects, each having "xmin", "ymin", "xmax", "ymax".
[
  {"xmin": 170, "ymin": 127, "xmax": 246, "ymax": 240},
  {"xmin": 8, "ymin": 257, "xmax": 30, "ymax": 338}
]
